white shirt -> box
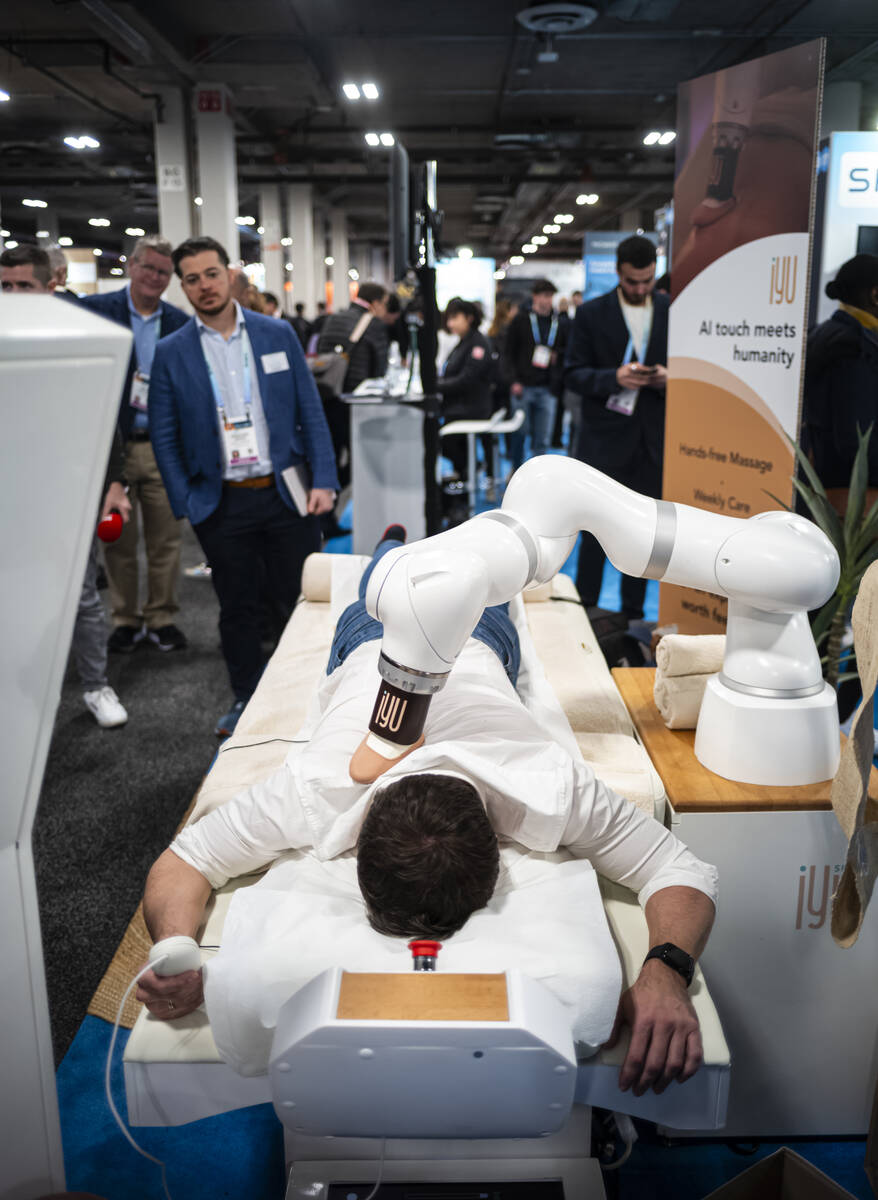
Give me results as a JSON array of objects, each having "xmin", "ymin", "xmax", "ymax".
[
  {"xmin": 618, "ymin": 290, "xmax": 653, "ymax": 365},
  {"xmin": 173, "ymin": 638, "xmax": 717, "ymax": 910},
  {"xmin": 197, "ymin": 301, "xmax": 273, "ymax": 480}
]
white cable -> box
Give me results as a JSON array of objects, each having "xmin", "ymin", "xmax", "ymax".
[
  {"xmin": 104, "ymin": 955, "xmax": 174, "ymax": 1200},
  {"xmin": 602, "ymin": 1110, "xmax": 638, "ymax": 1171},
  {"xmin": 360, "ymin": 1137, "xmax": 387, "ymax": 1199}
]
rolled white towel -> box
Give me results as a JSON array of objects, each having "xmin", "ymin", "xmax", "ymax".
[
  {"xmin": 655, "ymin": 633, "xmax": 726, "ymax": 678},
  {"xmin": 654, "ymin": 673, "xmax": 713, "ymax": 729}
]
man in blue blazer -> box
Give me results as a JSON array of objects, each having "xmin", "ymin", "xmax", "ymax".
[
  {"xmin": 150, "ymin": 236, "xmax": 339, "ymax": 736},
  {"xmin": 564, "ymin": 236, "xmax": 670, "ymax": 620},
  {"xmin": 80, "ymin": 236, "xmax": 190, "ymax": 654}
]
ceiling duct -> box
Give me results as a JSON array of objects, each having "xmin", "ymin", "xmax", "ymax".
[{"xmin": 516, "ymin": 4, "xmax": 599, "ymax": 34}]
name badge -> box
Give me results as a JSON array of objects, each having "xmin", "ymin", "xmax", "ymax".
[
  {"xmin": 532, "ymin": 344, "xmax": 552, "ymax": 369},
  {"xmin": 261, "ymin": 351, "xmax": 290, "ymax": 374},
  {"xmin": 129, "ymin": 371, "xmax": 149, "ymax": 412},
  {"xmin": 220, "ymin": 415, "xmax": 260, "ymax": 466},
  {"xmin": 606, "ymin": 389, "xmax": 638, "ymax": 416}
]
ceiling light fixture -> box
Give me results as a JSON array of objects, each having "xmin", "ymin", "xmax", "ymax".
[
  {"xmin": 494, "ymin": 269, "xmax": 506, "ymax": 280},
  {"xmin": 194, "ymin": 196, "xmax": 203, "ymax": 206},
  {"xmin": 5, "ymin": 240, "xmax": 18, "ymax": 249},
  {"xmin": 364, "ymin": 132, "xmax": 380, "ymax": 147},
  {"xmin": 22, "ymin": 199, "xmax": 47, "ymax": 208},
  {"xmin": 285, "ymin": 262, "xmax": 293, "ymax": 270},
  {"xmin": 522, "ymin": 244, "xmax": 537, "ymax": 254},
  {"xmin": 36, "ymin": 230, "xmax": 50, "ymax": 238},
  {"xmin": 257, "ymin": 225, "xmax": 265, "ymax": 234},
  {"xmin": 324, "ymin": 256, "xmax": 335, "ymax": 266},
  {"xmin": 554, "ymin": 213, "xmax": 574, "ymax": 224},
  {"xmin": 342, "ymin": 83, "xmax": 361, "ymax": 100},
  {"xmin": 93, "ymin": 248, "xmax": 102, "ymax": 256},
  {"xmin": 88, "ymin": 217, "xmax": 111, "ymax": 227},
  {"xmin": 110, "ymin": 267, "xmax": 124, "ymax": 275},
  {"xmin": 58, "ymin": 236, "xmax": 73, "ymax": 246},
  {"xmin": 64, "ymin": 135, "xmax": 100, "ymax": 150},
  {"xmin": 125, "ymin": 226, "xmax": 145, "ymax": 236},
  {"xmin": 235, "ymin": 215, "xmax": 256, "ymax": 226},
  {"xmin": 0, "ymin": 229, "xmax": 9, "ymax": 237},
  {"xmin": 0, "ymin": 89, "xmax": 10, "ymax": 102},
  {"xmin": 379, "ymin": 132, "xmax": 395, "ymax": 147},
  {"xmin": 280, "ymin": 236, "xmax": 292, "ymax": 246},
  {"xmin": 532, "ymin": 235, "xmax": 548, "ymax": 245},
  {"xmin": 362, "ymin": 83, "xmax": 379, "ymax": 100},
  {"xmin": 643, "ymin": 131, "xmax": 661, "ymax": 146},
  {"xmin": 509, "ymin": 255, "xmax": 524, "ymax": 265},
  {"xmin": 457, "ymin": 246, "xmax": 474, "ymax": 259},
  {"xmin": 348, "ymin": 267, "xmax": 359, "ymax": 280},
  {"xmin": 119, "ymin": 255, "xmax": 126, "ymax": 262},
  {"xmin": 545, "ymin": 223, "xmax": 560, "ymax": 233},
  {"xmin": 659, "ymin": 130, "xmax": 676, "ymax": 145}
]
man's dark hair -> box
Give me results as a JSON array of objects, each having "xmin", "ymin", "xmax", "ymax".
[
  {"xmin": 531, "ymin": 278, "xmax": 557, "ymax": 296},
  {"xmin": 172, "ymin": 236, "xmax": 230, "ymax": 277},
  {"xmin": 357, "ymin": 773, "xmax": 500, "ymax": 939},
  {"xmin": 262, "ymin": 290, "xmax": 279, "ymax": 306},
  {"xmin": 617, "ymin": 235, "xmax": 657, "ymax": 270},
  {"xmin": 825, "ymin": 254, "xmax": 878, "ymax": 308},
  {"xmin": 385, "ymin": 293, "xmax": 401, "ymax": 315},
  {"xmin": 0, "ymin": 243, "xmax": 52, "ymax": 285},
  {"xmin": 356, "ymin": 281, "xmax": 388, "ymax": 306},
  {"xmin": 295, "ymin": 302, "xmax": 305, "ymax": 315},
  {"xmin": 444, "ymin": 296, "xmax": 482, "ymax": 329}
]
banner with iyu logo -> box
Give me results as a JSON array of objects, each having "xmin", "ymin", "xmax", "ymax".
[{"xmin": 661, "ymin": 40, "xmax": 825, "ymax": 633}]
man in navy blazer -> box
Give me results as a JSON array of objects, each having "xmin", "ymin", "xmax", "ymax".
[
  {"xmin": 564, "ymin": 236, "xmax": 670, "ymax": 620},
  {"xmin": 150, "ymin": 236, "xmax": 339, "ymax": 736},
  {"xmin": 80, "ymin": 236, "xmax": 190, "ymax": 655}
]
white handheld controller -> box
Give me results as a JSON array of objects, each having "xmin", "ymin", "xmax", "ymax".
[{"xmin": 149, "ymin": 935, "xmax": 202, "ymax": 976}]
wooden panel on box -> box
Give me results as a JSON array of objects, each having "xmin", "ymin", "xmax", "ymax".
[{"xmin": 336, "ymin": 973, "xmax": 509, "ymax": 1022}]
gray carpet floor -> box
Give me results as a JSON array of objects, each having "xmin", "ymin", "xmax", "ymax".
[{"xmin": 34, "ymin": 524, "xmax": 233, "ymax": 1065}]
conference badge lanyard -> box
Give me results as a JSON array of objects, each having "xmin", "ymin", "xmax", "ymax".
[
  {"xmin": 128, "ymin": 307, "xmax": 162, "ymax": 412},
  {"xmin": 530, "ymin": 312, "xmax": 558, "ymax": 369},
  {"xmin": 606, "ymin": 306, "xmax": 653, "ymax": 417},
  {"xmin": 205, "ymin": 325, "xmax": 260, "ymax": 467}
]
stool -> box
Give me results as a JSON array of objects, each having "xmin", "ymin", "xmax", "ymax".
[{"xmin": 439, "ymin": 413, "xmax": 505, "ymax": 515}]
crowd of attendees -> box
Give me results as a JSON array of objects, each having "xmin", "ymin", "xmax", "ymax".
[{"xmin": 3, "ymin": 231, "xmax": 872, "ymax": 733}]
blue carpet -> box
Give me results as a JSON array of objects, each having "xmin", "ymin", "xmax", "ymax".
[{"xmin": 58, "ymin": 1016, "xmax": 284, "ymax": 1199}]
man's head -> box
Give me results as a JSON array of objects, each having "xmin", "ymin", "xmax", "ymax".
[
  {"xmin": 129, "ymin": 234, "xmax": 174, "ymax": 306},
  {"xmin": 46, "ymin": 244, "xmax": 69, "ymax": 289},
  {"xmin": 571, "ymin": 289, "xmax": 583, "ymax": 309},
  {"xmin": 382, "ymin": 292, "xmax": 402, "ymax": 326},
  {"xmin": 173, "ymin": 236, "xmax": 232, "ymax": 317},
  {"xmin": 356, "ymin": 281, "xmax": 389, "ymax": 318},
  {"xmin": 0, "ymin": 244, "xmax": 55, "ymax": 293},
  {"xmin": 357, "ymin": 773, "xmax": 499, "ymax": 939},
  {"xmin": 444, "ymin": 296, "xmax": 481, "ymax": 337},
  {"xmin": 262, "ymin": 291, "xmax": 280, "ymax": 316},
  {"xmin": 295, "ymin": 302, "xmax": 305, "ymax": 316},
  {"xmin": 616, "ymin": 235, "xmax": 657, "ymax": 307},
  {"xmin": 531, "ymin": 278, "xmax": 557, "ymax": 317}
]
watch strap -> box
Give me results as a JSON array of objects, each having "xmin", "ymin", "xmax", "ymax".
[{"xmin": 643, "ymin": 942, "xmax": 695, "ymax": 987}]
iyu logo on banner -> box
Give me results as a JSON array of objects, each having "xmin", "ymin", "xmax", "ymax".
[
  {"xmin": 839, "ymin": 151, "xmax": 878, "ymax": 206},
  {"xmin": 769, "ymin": 256, "xmax": 797, "ymax": 305},
  {"xmin": 795, "ymin": 863, "xmax": 842, "ymax": 930}
]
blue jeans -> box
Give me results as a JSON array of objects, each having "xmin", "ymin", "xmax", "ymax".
[
  {"xmin": 327, "ymin": 540, "xmax": 522, "ymax": 687},
  {"xmin": 509, "ymin": 385, "xmax": 558, "ymax": 469}
]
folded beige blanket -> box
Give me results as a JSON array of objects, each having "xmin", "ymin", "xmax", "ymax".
[
  {"xmin": 653, "ymin": 673, "xmax": 712, "ymax": 730},
  {"xmin": 655, "ymin": 633, "xmax": 725, "ymax": 678}
]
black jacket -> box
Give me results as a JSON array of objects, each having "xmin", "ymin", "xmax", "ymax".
[
  {"xmin": 563, "ymin": 288, "xmax": 669, "ymax": 476},
  {"xmin": 437, "ymin": 329, "xmax": 493, "ymax": 421},
  {"xmin": 316, "ymin": 303, "xmax": 389, "ymax": 393},
  {"xmin": 803, "ymin": 309, "xmax": 878, "ymax": 488},
  {"xmin": 504, "ymin": 308, "xmax": 569, "ymax": 392}
]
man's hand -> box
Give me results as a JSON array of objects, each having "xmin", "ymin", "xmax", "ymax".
[
  {"xmin": 136, "ymin": 966, "xmax": 204, "ymax": 1020},
  {"xmin": 101, "ymin": 481, "xmax": 132, "ymax": 524},
  {"xmin": 510, "ymin": 382, "xmax": 524, "ymax": 397},
  {"xmin": 649, "ymin": 364, "xmax": 668, "ymax": 389},
  {"xmin": 605, "ymin": 959, "xmax": 702, "ymax": 1096},
  {"xmin": 615, "ymin": 363, "xmax": 646, "ymax": 390},
  {"xmin": 307, "ymin": 487, "xmax": 336, "ymax": 516}
]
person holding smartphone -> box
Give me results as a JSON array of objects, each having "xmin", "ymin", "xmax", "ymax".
[{"xmin": 563, "ymin": 236, "xmax": 669, "ymax": 619}]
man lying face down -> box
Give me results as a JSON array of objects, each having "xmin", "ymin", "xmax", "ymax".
[{"xmin": 139, "ymin": 528, "xmax": 718, "ymax": 1099}]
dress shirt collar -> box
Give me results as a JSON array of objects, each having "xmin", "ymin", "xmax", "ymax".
[
  {"xmin": 126, "ymin": 283, "xmax": 161, "ymax": 324},
  {"xmin": 196, "ymin": 299, "xmax": 246, "ymax": 341}
]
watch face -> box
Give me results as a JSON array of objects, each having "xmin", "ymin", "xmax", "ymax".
[{"xmin": 651, "ymin": 943, "xmax": 694, "ymax": 985}]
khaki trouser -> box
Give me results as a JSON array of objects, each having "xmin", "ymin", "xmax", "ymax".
[{"xmin": 104, "ymin": 439, "xmax": 182, "ymax": 629}]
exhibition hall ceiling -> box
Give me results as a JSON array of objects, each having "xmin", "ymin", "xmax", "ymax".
[{"xmin": 2, "ymin": 0, "xmax": 878, "ymax": 264}]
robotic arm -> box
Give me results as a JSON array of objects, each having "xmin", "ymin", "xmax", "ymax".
[{"xmin": 350, "ymin": 456, "xmax": 840, "ymax": 788}]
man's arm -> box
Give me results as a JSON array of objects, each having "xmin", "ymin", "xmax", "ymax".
[
  {"xmin": 135, "ymin": 849, "xmax": 213, "ymax": 1019},
  {"xmin": 148, "ymin": 344, "xmax": 191, "ymax": 518},
  {"xmin": 563, "ymin": 306, "xmax": 625, "ymax": 399},
  {"xmin": 563, "ymin": 764, "xmax": 717, "ymax": 1094},
  {"xmin": 504, "ymin": 314, "xmax": 523, "ymax": 394},
  {"xmin": 281, "ymin": 321, "xmax": 340, "ymax": 494}
]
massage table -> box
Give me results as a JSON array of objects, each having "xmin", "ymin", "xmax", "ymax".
[{"xmin": 123, "ymin": 555, "xmax": 730, "ymax": 1190}]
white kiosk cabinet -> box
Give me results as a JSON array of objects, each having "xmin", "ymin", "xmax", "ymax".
[{"xmin": 0, "ymin": 297, "xmax": 132, "ymax": 1194}]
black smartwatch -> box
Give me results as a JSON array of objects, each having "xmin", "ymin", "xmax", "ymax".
[{"xmin": 643, "ymin": 942, "xmax": 695, "ymax": 987}]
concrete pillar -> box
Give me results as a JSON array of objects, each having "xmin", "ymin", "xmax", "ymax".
[
  {"xmin": 821, "ymin": 81, "xmax": 863, "ymax": 139},
  {"xmin": 259, "ymin": 185, "xmax": 284, "ymax": 310},
  {"xmin": 329, "ymin": 208, "xmax": 351, "ymax": 310},
  {"xmin": 153, "ymin": 86, "xmax": 194, "ymax": 307},
  {"xmin": 285, "ymin": 184, "xmax": 318, "ymax": 315},
  {"xmin": 194, "ymin": 82, "xmax": 239, "ymax": 262}
]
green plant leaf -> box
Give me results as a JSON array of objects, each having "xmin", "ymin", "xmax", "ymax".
[
  {"xmin": 788, "ymin": 478, "xmax": 845, "ymax": 551},
  {"xmin": 843, "ymin": 424, "xmax": 873, "ymax": 551},
  {"xmin": 811, "ymin": 594, "xmax": 842, "ymax": 645}
]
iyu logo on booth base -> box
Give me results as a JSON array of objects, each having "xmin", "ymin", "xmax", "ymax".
[
  {"xmin": 769, "ymin": 256, "xmax": 797, "ymax": 305},
  {"xmin": 795, "ymin": 864, "xmax": 842, "ymax": 930}
]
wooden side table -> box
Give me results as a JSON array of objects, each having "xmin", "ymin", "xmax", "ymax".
[{"xmin": 610, "ymin": 667, "xmax": 878, "ymax": 1139}]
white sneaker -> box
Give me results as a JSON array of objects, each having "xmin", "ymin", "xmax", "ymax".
[{"xmin": 83, "ymin": 686, "xmax": 128, "ymax": 728}]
